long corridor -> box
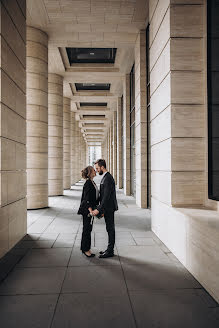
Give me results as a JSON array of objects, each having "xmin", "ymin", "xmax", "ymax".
[{"xmin": 0, "ymin": 183, "xmax": 218, "ymax": 327}]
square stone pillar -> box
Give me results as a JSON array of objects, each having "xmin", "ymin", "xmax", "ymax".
[
  {"xmin": 117, "ymin": 97, "xmax": 123, "ymax": 189},
  {"xmin": 123, "ymin": 75, "xmax": 131, "ymax": 195},
  {"xmin": 113, "ymin": 111, "xmax": 117, "ymax": 184},
  {"xmin": 0, "ymin": 0, "xmax": 27, "ymax": 258},
  {"xmin": 149, "ymin": 0, "xmax": 205, "ymax": 209},
  {"xmin": 135, "ymin": 30, "xmax": 147, "ymax": 208}
]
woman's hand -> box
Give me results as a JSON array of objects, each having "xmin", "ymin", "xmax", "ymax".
[
  {"xmin": 92, "ymin": 209, "xmax": 99, "ymax": 216},
  {"xmin": 88, "ymin": 207, "xmax": 92, "ymax": 214}
]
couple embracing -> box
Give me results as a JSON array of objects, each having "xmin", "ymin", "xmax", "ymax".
[{"xmin": 77, "ymin": 159, "xmax": 118, "ymax": 258}]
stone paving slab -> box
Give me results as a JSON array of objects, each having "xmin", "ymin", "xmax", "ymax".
[
  {"xmin": 0, "ymin": 294, "xmax": 58, "ymax": 328},
  {"xmin": 0, "ymin": 267, "xmax": 66, "ymax": 295},
  {"xmin": 62, "ymin": 265, "xmax": 127, "ymax": 295},
  {"xmin": 17, "ymin": 248, "xmax": 72, "ymax": 268},
  {"xmin": 51, "ymin": 293, "xmax": 136, "ymax": 328},
  {"xmin": 129, "ymin": 289, "xmax": 219, "ymax": 328}
]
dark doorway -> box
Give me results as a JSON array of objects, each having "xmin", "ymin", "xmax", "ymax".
[{"xmin": 207, "ymin": 1, "xmax": 219, "ymax": 200}]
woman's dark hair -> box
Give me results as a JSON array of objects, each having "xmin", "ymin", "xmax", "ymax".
[
  {"xmin": 81, "ymin": 166, "xmax": 94, "ymax": 179},
  {"xmin": 94, "ymin": 159, "xmax": 106, "ymax": 168}
]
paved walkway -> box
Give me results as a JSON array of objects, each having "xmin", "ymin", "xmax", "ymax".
[{"xmin": 0, "ymin": 181, "xmax": 218, "ymax": 327}]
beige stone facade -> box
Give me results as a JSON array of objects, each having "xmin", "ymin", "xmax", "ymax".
[
  {"xmin": 63, "ymin": 97, "xmax": 71, "ymax": 189},
  {"xmin": 122, "ymin": 75, "xmax": 131, "ymax": 196},
  {"xmin": 113, "ymin": 111, "xmax": 117, "ymax": 184},
  {"xmin": 0, "ymin": 0, "xmax": 27, "ymax": 257},
  {"xmin": 48, "ymin": 74, "xmax": 64, "ymax": 196},
  {"xmin": 149, "ymin": 0, "xmax": 219, "ymax": 304},
  {"xmin": 70, "ymin": 111, "xmax": 77, "ymax": 185},
  {"xmin": 27, "ymin": 27, "xmax": 48, "ymax": 209},
  {"xmin": 135, "ymin": 31, "xmax": 148, "ymax": 208},
  {"xmin": 116, "ymin": 98, "xmax": 123, "ymax": 189}
]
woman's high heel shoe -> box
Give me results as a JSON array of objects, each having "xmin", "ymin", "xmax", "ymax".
[{"xmin": 82, "ymin": 251, "xmax": 95, "ymax": 258}]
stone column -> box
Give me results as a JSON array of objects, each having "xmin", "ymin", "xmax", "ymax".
[
  {"xmin": 113, "ymin": 111, "xmax": 117, "ymax": 183},
  {"xmin": 110, "ymin": 122, "xmax": 113, "ymax": 175},
  {"xmin": 135, "ymin": 31, "xmax": 147, "ymax": 208},
  {"xmin": 123, "ymin": 75, "xmax": 131, "ymax": 195},
  {"xmin": 0, "ymin": 0, "xmax": 27, "ymax": 257},
  {"xmin": 107, "ymin": 131, "xmax": 110, "ymax": 170},
  {"xmin": 63, "ymin": 97, "xmax": 71, "ymax": 189},
  {"xmin": 117, "ymin": 97, "xmax": 123, "ymax": 188},
  {"xmin": 48, "ymin": 73, "xmax": 63, "ymax": 196},
  {"xmin": 70, "ymin": 111, "xmax": 76, "ymax": 185},
  {"xmin": 86, "ymin": 143, "xmax": 89, "ymax": 166},
  {"xmin": 75, "ymin": 121, "xmax": 80, "ymax": 181},
  {"xmin": 27, "ymin": 27, "xmax": 48, "ymax": 209}
]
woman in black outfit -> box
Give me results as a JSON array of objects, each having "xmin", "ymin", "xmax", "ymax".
[{"xmin": 77, "ymin": 166, "xmax": 99, "ymax": 257}]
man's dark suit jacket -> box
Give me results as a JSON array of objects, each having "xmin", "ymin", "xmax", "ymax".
[
  {"xmin": 97, "ymin": 172, "xmax": 118, "ymax": 214},
  {"xmin": 77, "ymin": 179, "xmax": 98, "ymax": 216}
]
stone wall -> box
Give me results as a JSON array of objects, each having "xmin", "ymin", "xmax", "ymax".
[
  {"xmin": 0, "ymin": 0, "xmax": 27, "ymax": 257},
  {"xmin": 149, "ymin": 0, "xmax": 219, "ymax": 303}
]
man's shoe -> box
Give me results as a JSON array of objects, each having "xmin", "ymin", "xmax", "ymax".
[
  {"xmin": 99, "ymin": 251, "xmax": 114, "ymax": 258},
  {"xmin": 99, "ymin": 250, "xmax": 107, "ymax": 255}
]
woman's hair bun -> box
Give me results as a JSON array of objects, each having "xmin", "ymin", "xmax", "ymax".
[{"xmin": 81, "ymin": 166, "xmax": 94, "ymax": 179}]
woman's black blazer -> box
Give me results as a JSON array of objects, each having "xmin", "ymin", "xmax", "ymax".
[{"xmin": 77, "ymin": 179, "xmax": 99, "ymax": 216}]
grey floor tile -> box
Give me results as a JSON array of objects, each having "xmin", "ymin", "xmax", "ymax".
[
  {"xmin": 129, "ymin": 289, "xmax": 219, "ymax": 328},
  {"xmin": 39, "ymin": 233, "xmax": 59, "ymax": 241},
  {"xmin": 17, "ymin": 248, "xmax": 72, "ymax": 267},
  {"xmin": 0, "ymin": 294, "xmax": 58, "ymax": 328},
  {"xmin": 0, "ymin": 267, "xmax": 66, "ymax": 295},
  {"xmin": 62, "ymin": 266, "xmax": 126, "ymax": 295},
  {"xmin": 22, "ymin": 234, "xmax": 41, "ymax": 241},
  {"xmin": 57, "ymin": 233, "xmax": 77, "ymax": 240},
  {"xmin": 1, "ymin": 187, "xmax": 217, "ymax": 328},
  {"xmin": 133, "ymin": 237, "xmax": 157, "ymax": 246},
  {"xmin": 51, "ymin": 293, "xmax": 135, "ymax": 328},
  {"xmin": 53, "ymin": 240, "xmax": 75, "ymax": 248},
  {"xmin": 117, "ymin": 245, "xmax": 172, "ymax": 265},
  {"xmin": 122, "ymin": 262, "xmax": 201, "ymax": 291},
  {"xmin": 131, "ymin": 231, "xmax": 156, "ymax": 238}
]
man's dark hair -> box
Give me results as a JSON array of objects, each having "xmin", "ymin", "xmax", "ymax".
[{"xmin": 95, "ymin": 159, "xmax": 106, "ymax": 168}]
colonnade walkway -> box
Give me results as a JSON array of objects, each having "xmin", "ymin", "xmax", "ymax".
[{"xmin": 0, "ymin": 182, "xmax": 219, "ymax": 327}]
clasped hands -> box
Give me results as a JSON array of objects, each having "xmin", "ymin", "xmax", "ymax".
[{"xmin": 88, "ymin": 208, "xmax": 99, "ymax": 216}]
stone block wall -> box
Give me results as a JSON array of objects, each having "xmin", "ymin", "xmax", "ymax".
[
  {"xmin": 149, "ymin": 0, "xmax": 219, "ymax": 303},
  {"xmin": 0, "ymin": 0, "xmax": 27, "ymax": 257}
]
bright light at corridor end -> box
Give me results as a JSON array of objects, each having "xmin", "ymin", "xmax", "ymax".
[{"xmin": 88, "ymin": 146, "xmax": 101, "ymax": 166}]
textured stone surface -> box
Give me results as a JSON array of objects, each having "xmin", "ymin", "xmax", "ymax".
[
  {"xmin": 48, "ymin": 73, "xmax": 64, "ymax": 196},
  {"xmin": 0, "ymin": 1, "xmax": 27, "ymax": 258},
  {"xmin": 26, "ymin": 26, "xmax": 48, "ymax": 209},
  {"xmin": 63, "ymin": 98, "xmax": 71, "ymax": 189}
]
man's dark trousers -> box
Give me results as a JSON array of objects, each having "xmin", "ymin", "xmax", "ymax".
[{"xmin": 104, "ymin": 210, "xmax": 115, "ymax": 253}]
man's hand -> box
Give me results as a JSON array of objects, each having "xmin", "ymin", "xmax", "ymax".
[{"xmin": 92, "ymin": 209, "xmax": 99, "ymax": 216}]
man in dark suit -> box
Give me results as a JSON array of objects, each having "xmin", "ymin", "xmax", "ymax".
[{"xmin": 92, "ymin": 159, "xmax": 118, "ymax": 258}]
